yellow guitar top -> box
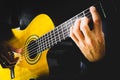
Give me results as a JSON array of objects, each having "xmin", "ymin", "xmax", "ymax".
[{"xmin": 0, "ymin": 14, "xmax": 55, "ymax": 80}]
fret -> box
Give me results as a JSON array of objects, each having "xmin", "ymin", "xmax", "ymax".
[
  {"xmin": 53, "ymin": 30, "xmax": 57, "ymax": 44},
  {"xmin": 46, "ymin": 34, "xmax": 50, "ymax": 48},
  {"xmin": 57, "ymin": 26, "xmax": 61, "ymax": 42},
  {"xmin": 65, "ymin": 19, "xmax": 72, "ymax": 37},
  {"xmin": 53, "ymin": 27, "xmax": 57, "ymax": 42},
  {"xmin": 53, "ymin": 29, "xmax": 57, "ymax": 44},
  {"xmin": 36, "ymin": 39, "xmax": 40, "ymax": 53},
  {"xmin": 71, "ymin": 15, "xmax": 78, "ymax": 25},
  {"xmin": 38, "ymin": 37, "xmax": 42, "ymax": 52},
  {"xmin": 47, "ymin": 31, "xmax": 52, "ymax": 47},
  {"xmin": 77, "ymin": 12, "xmax": 83, "ymax": 18},
  {"xmin": 83, "ymin": 10, "xmax": 86, "ymax": 17},
  {"xmin": 39, "ymin": 35, "xmax": 43, "ymax": 52},
  {"xmin": 85, "ymin": 11, "xmax": 91, "ymax": 17},
  {"xmin": 61, "ymin": 23, "xmax": 68, "ymax": 38},
  {"xmin": 60, "ymin": 22, "xmax": 66, "ymax": 40},
  {"xmin": 41, "ymin": 34, "xmax": 47, "ymax": 51},
  {"xmin": 45, "ymin": 32, "xmax": 51, "ymax": 49},
  {"xmin": 50, "ymin": 30, "xmax": 54, "ymax": 46},
  {"xmin": 52, "ymin": 27, "xmax": 58, "ymax": 44},
  {"xmin": 41, "ymin": 35, "xmax": 46, "ymax": 51},
  {"xmin": 44, "ymin": 34, "xmax": 47, "ymax": 50},
  {"xmin": 61, "ymin": 24, "xmax": 65, "ymax": 40},
  {"xmin": 46, "ymin": 33, "xmax": 50, "ymax": 48}
]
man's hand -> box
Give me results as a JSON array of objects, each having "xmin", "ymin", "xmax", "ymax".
[
  {"xmin": 70, "ymin": 6, "xmax": 105, "ymax": 62},
  {"xmin": 0, "ymin": 42, "xmax": 19, "ymax": 68}
]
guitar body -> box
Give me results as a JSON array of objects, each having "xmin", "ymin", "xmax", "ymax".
[{"xmin": 0, "ymin": 14, "xmax": 55, "ymax": 80}]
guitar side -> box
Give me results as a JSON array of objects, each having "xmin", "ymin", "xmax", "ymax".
[{"xmin": 0, "ymin": 14, "xmax": 55, "ymax": 80}]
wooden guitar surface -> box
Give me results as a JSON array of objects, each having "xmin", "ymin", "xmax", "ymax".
[{"xmin": 0, "ymin": 14, "xmax": 54, "ymax": 80}]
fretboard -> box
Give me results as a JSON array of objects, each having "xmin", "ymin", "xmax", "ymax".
[{"xmin": 34, "ymin": 1, "xmax": 106, "ymax": 53}]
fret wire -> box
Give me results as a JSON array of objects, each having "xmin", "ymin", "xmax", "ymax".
[
  {"xmin": 71, "ymin": 15, "xmax": 78, "ymax": 24},
  {"xmin": 49, "ymin": 29, "xmax": 58, "ymax": 47},
  {"xmin": 46, "ymin": 32, "xmax": 52, "ymax": 48},
  {"xmin": 41, "ymin": 35, "xmax": 45, "ymax": 51},
  {"xmin": 60, "ymin": 23, "xmax": 69, "ymax": 38},
  {"xmin": 61, "ymin": 28, "xmax": 65, "ymax": 40},
  {"xmin": 85, "ymin": 11, "xmax": 91, "ymax": 18},
  {"xmin": 40, "ymin": 32, "xmax": 53, "ymax": 53},
  {"xmin": 47, "ymin": 32, "xmax": 52, "ymax": 48},
  {"xmin": 45, "ymin": 33, "xmax": 49, "ymax": 48},
  {"xmin": 44, "ymin": 34, "xmax": 47, "ymax": 50},
  {"xmin": 44, "ymin": 32, "xmax": 51, "ymax": 49},
  {"xmin": 53, "ymin": 28, "xmax": 57, "ymax": 44},
  {"xmin": 42, "ymin": 35, "xmax": 47, "ymax": 50},
  {"xmin": 57, "ymin": 25, "xmax": 61, "ymax": 42},
  {"xmin": 57, "ymin": 25, "xmax": 62, "ymax": 41},
  {"xmin": 36, "ymin": 39, "xmax": 40, "ymax": 53},
  {"xmin": 50, "ymin": 30, "xmax": 53, "ymax": 46},
  {"xmin": 59, "ymin": 25, "xmax": 64, "ymax": 41},
  {"xmin": 53, "ymin": 27, "xmax": 59, "ymax": 44},
  {"xmin": 58, "ymin": 23, "xmax": 67, "ymax": 41},
  {"xmin": 51, "ymin": 30, "xmax": 57, "ymax": 45},
  {"xmin": 46, "ymin": 33, "xmax": 50, "ymax": 49},
  {"xmin": 83, "ymin": 11, "xmax": 85, "ymax": 17},
  {"xmin": 49, "ymin": 27, "xmax": 58, "ymax": 45},
  {"xmin": 61, "ymin": 23, "xmax": 65, "ymax": 40},
  {"xmin": 65, "ymin": 19, "xmax": 72, "ymax": 36},
  {"xmin": 39, "ymin": 38, "xmax": 42, "ymax": 52},
  {"xmin": 61, "ymin": 22, "xmax": 67, "ymax": 40},
  {"xmin": 38, "ymin": 36, "xmax": 43, "ymax": 53},
  {"xmin": 48, "ymin": 31, "xmax": 52, "ymax": 47},
  {"xmin": 41, "ymin": 35, "xmax": 44, "ymax": 51},
  {"xmin": 47, "ymin": 30, "xmax": 53, "ymax": 47}
]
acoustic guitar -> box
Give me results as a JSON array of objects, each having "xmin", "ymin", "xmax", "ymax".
[{"xmin": 0, "ymin": 1, "xmax": 106, "ymax": 80}]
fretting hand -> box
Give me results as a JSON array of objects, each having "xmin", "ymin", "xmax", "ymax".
[{"xmin": 70, "ymin": 6, "xmax": 105, "ymax": 62}]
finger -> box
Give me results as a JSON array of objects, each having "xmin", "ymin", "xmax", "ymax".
[
  {"xmin": 80, "ymin": 17, "xmax": 91, "ymax": 38},
  {"xmin": 70, "ymin": 26, "xmax": 79, "ymax": 43},
  {"xmin": 90, "ymin": 6, "xmax": 102, "ymax": 31},
  {"xmin": 72, "ymin": 19, "xmax": 84, "ymax": 41}
]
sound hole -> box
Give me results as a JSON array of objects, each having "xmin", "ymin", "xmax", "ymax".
[{"xmin": 27, "ymin": 40, "xmax": 39, "ymax": 59}]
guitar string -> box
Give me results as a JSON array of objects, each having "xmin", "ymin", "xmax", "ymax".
[{"xmin": 21, "ymin": 9, "xmax": 91, "ymax": 57}]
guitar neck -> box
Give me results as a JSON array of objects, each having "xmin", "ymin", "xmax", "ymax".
[{"xmin": 36, "ymin": 1, "xmax": 106, "ymax": 53}]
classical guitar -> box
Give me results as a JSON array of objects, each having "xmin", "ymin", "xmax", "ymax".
[{"xmin": 0, "ymin": 1, "xmax": 106, "ymax": 80}]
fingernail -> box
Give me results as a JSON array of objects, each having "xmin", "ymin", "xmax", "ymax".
[{"xmin": 90, "ymin": 6, "xmax": 96, "ymax": 11}]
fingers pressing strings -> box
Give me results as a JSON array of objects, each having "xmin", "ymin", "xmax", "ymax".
[
  {"xmin": 70, "ymin": 19, "xmax": 84, "ymax": 43},
  {"xmin": 80, "ymin": 17, "xmax": 91, "ymax": 39}
]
